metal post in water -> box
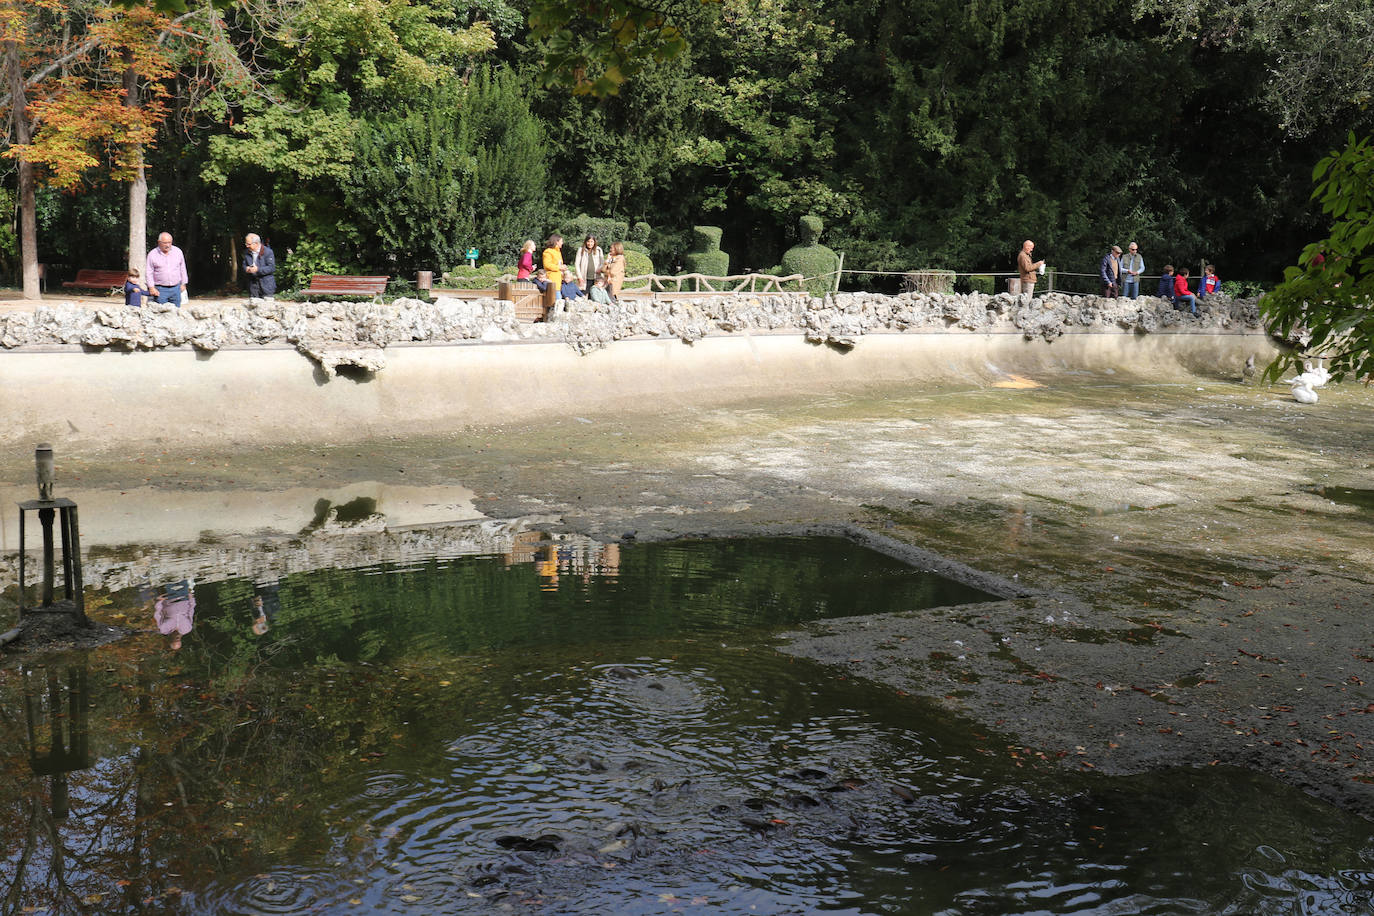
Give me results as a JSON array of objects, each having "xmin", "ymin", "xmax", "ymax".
[
  {"xmin": 14, "ymin": 445, "xmax": 88, "ymax": 627},
  {"xmin": 39, "ymin": 506, "xmax": 55, "ymax": 607},
  {"xmin": 36, "ymin": 444, "xmax": 56, "ymax": 606}
]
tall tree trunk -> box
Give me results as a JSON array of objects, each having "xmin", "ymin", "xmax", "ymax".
[
  {"xmin": 124, "ymin": 49, "xmax": 146, "ymax": 273},
  {"xmin": 8, "ymin": 42, "xmax": 41, "ymax": 300}
]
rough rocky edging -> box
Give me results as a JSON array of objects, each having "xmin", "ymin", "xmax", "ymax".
[{"xmin": 0, "ymin": 291, "xmax": 1264, "ymax": 370}]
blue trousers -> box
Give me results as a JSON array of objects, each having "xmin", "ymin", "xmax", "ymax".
[
  {"xmin": 1175, "ymin": 293, "xmax": 1198, "ymax": 316},
  {"xmin": 1122, "ymin": 277, "xmax": 1140, "ymax": 299},
  {"xmin": 155, "ymin": 284, "xmax": 183, "ymax": 306}
]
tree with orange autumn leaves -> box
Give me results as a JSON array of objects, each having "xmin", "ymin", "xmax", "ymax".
[{"xmin": 1, "ymin": 1, "xmax": 186, "ymax": 299}]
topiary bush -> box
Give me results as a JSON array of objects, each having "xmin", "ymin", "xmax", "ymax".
[
  {"xmin": 780, "ymin": 214, "xmax": 840, "ymax": 297},
  {"xmin": 683, "ymin": 225, "xmax": 730, "ymax": 280},
  {"xmin": 622, "ymin": 248, "xmax": 655, "ymax": 288}
]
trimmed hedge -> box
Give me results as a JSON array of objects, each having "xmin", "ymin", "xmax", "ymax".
[
  {"xmin": 623, "ymin": 249, "xmax": 654, "ymax": 288},
  {"xmin": 683, "ymin": 225, "xmax": 729, "ymax": 278},
  {"xmin": 438, "ymin": 263, "xmax": 509, "ymax": 289},
  {"xmin": 780, "ymin": 214, "xmax": 839, "ymax": 297}
]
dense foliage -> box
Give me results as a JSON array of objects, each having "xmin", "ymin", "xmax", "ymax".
[
  {"xmin": 1262, "ymin": 134, "xmax": 1374, "ymax": 382},
  {"xmin": 6, "ymin": 0, "xmax": 1373, "ymax": 294}
]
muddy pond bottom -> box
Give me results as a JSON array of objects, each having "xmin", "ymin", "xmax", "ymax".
[{"xmin": 3, "ymin": 536, "xmax": 1372, "ymax": 914}]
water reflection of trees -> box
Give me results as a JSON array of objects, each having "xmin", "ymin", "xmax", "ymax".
[
  {"xmin": 182, "ymin": 536, "xmax": 993, "ymax": 675},
  {"xmin": 0, "ymin": 639, "xmax": 516, "ymax": 910},
  {"xmin": 0, "ymin": 537, "xmax": 999, "ymax": 907}
]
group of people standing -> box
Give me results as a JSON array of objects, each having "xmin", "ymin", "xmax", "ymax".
[
  {"xmin": 124, "ymin": 231, "xmax": 276, "ymax": 307},
  {"xmin": 1020, "ymin": 239, "xmax": 1222, "ymax": 314},
  {"xmin": 1099, "ymin": 242, "xmax": 1221, "ymax": 313},
  {"xmin": 517, "ymin": 234, "xmax": 627, "ymax": 307}
]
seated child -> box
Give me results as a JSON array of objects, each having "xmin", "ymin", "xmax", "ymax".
[
  {"xmin": 531, "ymin": 268, "xmax": 550, "ymax": 293},
  {"xmin": 1173, "ymin": 267, "xmax": 1198, "ymax": 316},
  {"xmin": 1198, "ymin": 265, "xmax": 1221, "ymax": 297},
  {"xmin": 1156, "ymin": 265, "xmax": 1175, "ymax": 300},
  {"xmin": 560, "ymin": 274, "xmax": 584, "ymax": 301},
  {"xmin": 588, "ymin": 275, "xmax": 613, "ymax": 305},
  {"xmin": 125, "ymin": 267, "xmax": 150, "ymax": 307}
]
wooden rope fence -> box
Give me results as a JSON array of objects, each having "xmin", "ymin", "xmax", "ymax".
[{"xmin": 623, "ymin": 272, "xmax": 807, "ymax": 293}]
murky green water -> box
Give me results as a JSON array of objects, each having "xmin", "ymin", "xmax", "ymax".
[{"xmin": 2, "ymin": 536, "xmax": 1371, "ymax": 914}]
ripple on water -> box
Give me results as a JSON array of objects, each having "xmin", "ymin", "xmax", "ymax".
[
  {"xmin": 588, "ymin": 662, "xmax": 720, "ymax": 728},
  {"xmin": 361, "ymin": 771, "xmax": 419, "ymax": 799},
  {"xmin": 1240, "ymin": 866, "xmax": 1374, "ymax": 915},
  {"xmin": 201, "ymin": 868, "xmax": 337, "ymax": 915},
  {"xmin": 375, "ymin": 870, "xmax": 475, "ymax": 910}
]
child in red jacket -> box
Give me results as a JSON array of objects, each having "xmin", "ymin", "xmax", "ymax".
[
  {"xmin": 1199, "ymin": 265, "xmax": 1221, "ymax": 297},
  {"xmin": 1174, "ymin": 268, "xmax": 1199, "ymax": 316}
]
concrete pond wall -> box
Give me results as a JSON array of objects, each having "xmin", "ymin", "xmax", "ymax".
[{"xmin": 1, "ymin": 290, "xmax": 1275, "ymax": 453}]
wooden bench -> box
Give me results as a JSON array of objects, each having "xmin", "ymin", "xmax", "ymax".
[
  {"xmin": 303, "ymin": 274, "xmax": 389, "ymax": 300},
  {"xmin": 61, "ymin": 269, "xmax": 128, "ymax": 293}
]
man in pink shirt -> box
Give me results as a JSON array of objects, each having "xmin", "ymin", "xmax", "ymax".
[
  {"xmin": 153, "ymin": 579, "xmax": 196, "ymax": 651},
  {"xmin": 146, "ymin": 231, "xmax": 188, "ymax": 306}
]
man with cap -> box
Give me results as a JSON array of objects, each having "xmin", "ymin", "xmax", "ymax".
[{"xmin": 1099, "ymin": 245, "xmax": 1122, "ymax": 298}]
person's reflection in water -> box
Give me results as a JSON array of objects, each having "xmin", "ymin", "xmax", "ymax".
[
  {"xmin": 598, "ymin": 542, "xmax": 621, "ymax": 580},
  {"xmin": 154, "ymin": 579, "xmax": 196, "ymax": 651},
  {"xmin": 252, "ymin": 579, "xmax": 281, "ymax": 636},
  {"xmin": 535, "ymin": 543, "xmax": 560, "ymax": 591}
]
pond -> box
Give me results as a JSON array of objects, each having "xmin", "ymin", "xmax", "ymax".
[{"xmin": 1, "ymin": 534, "xmax": 1371, "ymax": 914}]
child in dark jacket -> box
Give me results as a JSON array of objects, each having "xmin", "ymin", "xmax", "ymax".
[
  {"xmin": 1157, "ymin": 265, "xmax": 1175, "ymax": 300},
  {"xmin": 124, "ymin": 267, "xmax": 150, "ymax": 307}
]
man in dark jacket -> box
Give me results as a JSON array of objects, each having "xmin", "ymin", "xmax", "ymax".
[
  {"xmin": 1099, "ymin": 245, "xmax": 1121, "ymax": 297},
  {"xmin": 243, "ymin": 233, "xmax": 277, "ymax": 299}
]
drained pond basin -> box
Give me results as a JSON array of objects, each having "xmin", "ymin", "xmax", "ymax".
[{"xmin": 2, "ymin": 535, "xmax": 1371, "ymax": 914}]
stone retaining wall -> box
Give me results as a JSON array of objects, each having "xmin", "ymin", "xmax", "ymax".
[{"xmin": 0, "ymin": 290, "xmax": 1263, "ymax": 372}]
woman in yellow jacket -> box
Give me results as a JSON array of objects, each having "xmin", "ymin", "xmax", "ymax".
[{"xmin": 542, "ymin": 234, "xmax": 565, "ymax": 302}]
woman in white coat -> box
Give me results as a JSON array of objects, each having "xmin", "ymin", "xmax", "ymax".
[{"xmin": 573, "ymin": 235, "xmax": 605, "ymax": 292}]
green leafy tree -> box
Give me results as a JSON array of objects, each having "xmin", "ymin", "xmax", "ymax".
[
  {"xmin": 681, "ymin": 0, "xmax": 855, "ymax": 265},
  {"xmin": 345, "ymin": 68, "xmax": 548, "ymax": 275},
  {"xmin": 1262, "ymin": 133, "xmax": 1374, "ymax": 383},
  {"xmin": 203, "ymin": 0, "xmax": 495, "ymax": 277},
  {"xmin": 528, "ymin": 0, "xmax": 699, "ymax": 95},
  {"xmin": 1135, "ymin": 0, "xmax": 1374, "ymax": 137}
]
